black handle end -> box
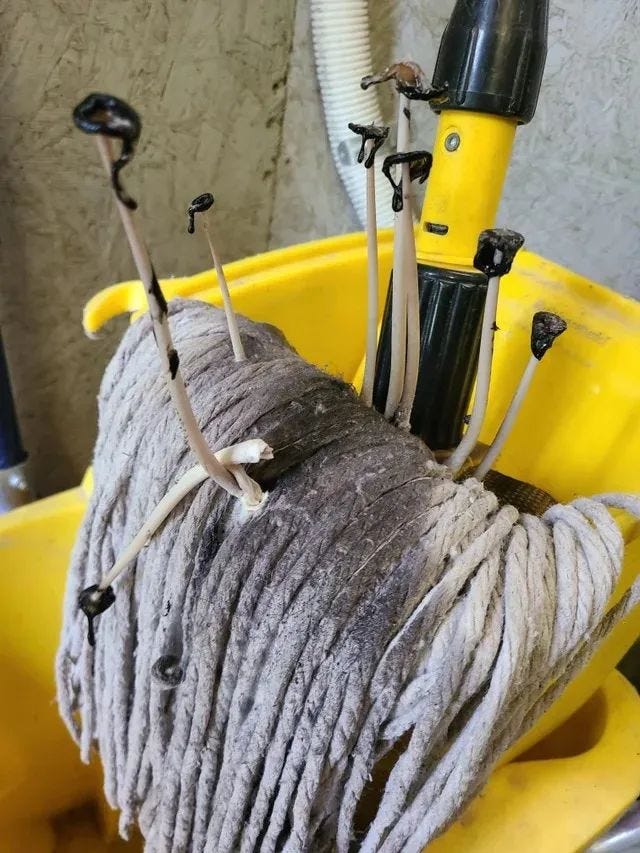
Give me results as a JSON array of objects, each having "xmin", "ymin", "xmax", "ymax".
[
  {"xmin": 431, "ymin": 0, "xmax": 549, "ymax": 124},
  {"xmin": 373, "ymin": 265, "xmax": 487, "ymax": 450}
]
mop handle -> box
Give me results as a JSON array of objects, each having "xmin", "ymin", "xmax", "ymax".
[{"xmin": 374, "ymin": 0, "xmax": 549, "ymax": 452}]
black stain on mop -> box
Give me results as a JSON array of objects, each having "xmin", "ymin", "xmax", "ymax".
[
  {"xmin": 403, "ymin": 106, "xmax": 411, "ymax": 120},
  {"xmin": 168, "ymin": 348, "xmax": 179, "ymax": 380},
  {"xmin": 187, "ymin": 192, "xmax": 215, "ymax": 234},
  {"xmin": 72, "ymin": 92, "xmax": 141, "ymax": 210},
  {"xmin": 149, "ymin": 268, "xmax": 168, "ymax": 315},
  {"xmin": 151, "ymin": 654, "xmax": 183, "ymax": 688}
]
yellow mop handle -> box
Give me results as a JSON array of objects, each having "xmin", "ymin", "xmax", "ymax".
[{"xmin": 416, "ymin": 110, "xmax": 517, "ymax": 270}]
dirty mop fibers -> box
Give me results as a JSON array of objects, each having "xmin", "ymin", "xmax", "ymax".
[{"xmin": 57, "ymin": 300, "xmax": 640, "ymax": 853}]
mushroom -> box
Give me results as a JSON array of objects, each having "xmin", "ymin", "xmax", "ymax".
[
  {"xmin": 72, "ymin": 93, "xmax": 267, "ymax": 642},
  {"xmin": 361, "ymin": 63, "xmax": 439, "ymax": 421},
  {"xmin": 77, "ymin": 585, "xmax": 116, "ymax": 647},
  {"xmin": 447, "ymin": 229, "xmax": 525, "ymax": 474},
  {"xmin": 474, "ymin": 311, "xmax": 567, "ymax": 481},
  {"xmin": 187, "ymin": 192, "xmax": 246, "ymax": 362},
  {"xmin": 72, "ymin": 93, "xmax": 247, "ymax": 500},
  {"xmin": 348, "ymin": 122, "xmax": 389, "ymax": 406},
  {"xmin": 383, "ymin": 152, "xmax": 433, "ymax": 429}
]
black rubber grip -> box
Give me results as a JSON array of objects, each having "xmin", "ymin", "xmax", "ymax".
[
  {"xmin": 373, "ymin": 264, "xmax": 487, "ymax": 451},
  {"xmin": 431, "ymin": 0, "xmax": 549, "ymax": 125},
  {"xmin": 0, "ymin": 332, "xmax": 26, "ymax": 470}
]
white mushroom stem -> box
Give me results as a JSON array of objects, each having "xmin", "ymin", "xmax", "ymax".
[
  {"xmin": 396, "ymin": 215, "xmax": 420, "ymax": 429},
  {"xmin": 384, "ymin": 93, "xmax": 410, "ymax": 419},
  {"xmin": 474, "ymin": 354, "xmax": 539, "ymax": 481},
  {"xmin": 200, "ymin": 211, "xmax": 246, "ymax": 362},
  {"xmin": 215, "ymin": 438, "xmax": 273, "ymax": 466},
  {"xmin": 361, "ymin": 138, "xmax": 380, "ymax": 407},
  {"xmin": 446, "ymin": 273, "xmax": 500, "ymax": 473},
  {"xmin": 228, "ymin": 465, "xmax": 264, "ymax": 507},
  {"xmin": 94, "ymin": 135, "xmax": 244, "ymax": 499},
  {"xmin": 98, "ymin": 439, "xmax": 273, "ymax": 590}
]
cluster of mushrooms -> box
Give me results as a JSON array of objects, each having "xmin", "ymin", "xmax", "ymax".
[
  {"xmin": 349, "ymin": 62, "xmax": 566, "ymax": 472},
  {"xmin": 74, "ymin": 93, "xmax": 272, "ymax": 643},
  {"xmin": 74, "ymin": 62, "xmax": 566, "ymax": 643}
]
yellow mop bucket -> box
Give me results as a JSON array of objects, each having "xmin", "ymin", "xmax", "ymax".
[{"xmin": 1, "ymin": 232, "xmax": 639, "ymax": 851}]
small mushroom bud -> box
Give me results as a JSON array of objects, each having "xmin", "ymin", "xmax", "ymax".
[
  {"xmin": 187, "ymin": 192, "xmax": 214, "ymax": 234},
  {"xmin": 381, "ymin": 150, "xmax": 433, "ymax": 212},
  {"xmin": 347, "ymin": 122, "xmax": 389, "ymax": 168},
  {"xmin": 531, "ymin": 311, "xmax": 567, "ymax": 360},
  {"xmin": 73, "ymin": 93, "xmax": 141, "ymax": 210},
  {"xmin": 361, "ymin": 62, "xmax": 446, "ymax": 102},
  {"xmin": 78, "ymin": 583, "xmax": 116, "ymax": 646},
  {"xmin": 473, "ymin": 228, "xmax": 525, "ymax": 278}
]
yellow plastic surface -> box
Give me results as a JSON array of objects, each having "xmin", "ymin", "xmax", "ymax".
[
  {"xmin": 2, "ymin": 232, "xmax": 640, "ymax": 850},
  {"xmin": 430, "ymin": 671, "xmax": 640, "ymax": 853},
  {"xmin": 415, "ymin": 111, "xmax": 517, "ymax": 269},
  {"xmin": 0, "ymin": 485, "xmax": 96, "ymax": 850}
]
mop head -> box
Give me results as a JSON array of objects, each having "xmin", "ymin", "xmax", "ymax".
[{"xmin": 56, "ymin": 299, "xmax": 640, "ymax": 853}]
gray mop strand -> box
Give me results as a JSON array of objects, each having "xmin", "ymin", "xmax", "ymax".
[{"xmin": 56, "ymin": 299, "xmax": 640, "ymax": 853}]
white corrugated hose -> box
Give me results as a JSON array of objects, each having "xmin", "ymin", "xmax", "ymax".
[{"xmin": 310, "ymin": 0, "xmax": 394, "ymax": 227}]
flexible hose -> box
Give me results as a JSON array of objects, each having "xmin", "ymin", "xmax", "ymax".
[{"xmin": 310, "ymin": 0, "xmax": 394, "ymax": 228}]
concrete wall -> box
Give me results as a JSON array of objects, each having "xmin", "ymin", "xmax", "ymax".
[
  {"xmin": 1, "ymin": 0, "xmax": 638, "ymax": 495},
  {"xmin": 0, "ymin": 0, "xmax": 295, "ymax": 495}
]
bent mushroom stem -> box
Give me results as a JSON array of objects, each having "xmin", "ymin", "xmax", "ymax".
[
  {"xmin": 396, "ymin": 222, "xmax": 419, "ymax": 429},
  {"xmin": 71, "ymin": 93, "xmax": 270, "ymax": 643},
  {"xmin": 385, "ymin": 92, "xmax": 410, "ymax": 419},
  {"xmin": 360, "ymin": 62, "xmax": 441, "ymax": 421},
  {"xmin": 393, "ymin": 152, "xmax": 433, "ymax": 429},
  {"xmin": 187, "ymin": 193, "xmax": 246, "ymax": 362},
  {"xmin": 99, "ymin": 439, "xmax": 273, "ymax": 591},
  {"xmin": 363, "ymin": 146, "xmax": 379, "ymax": 406}
]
